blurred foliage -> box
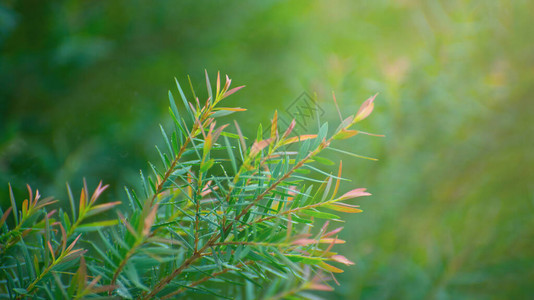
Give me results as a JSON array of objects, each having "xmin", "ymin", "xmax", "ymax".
[{"xmin": 1, "ymin": 0, "xmax": 533, "ymax": 299}]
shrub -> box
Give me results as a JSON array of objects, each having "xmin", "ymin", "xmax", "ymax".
[{"xmin": 0, "ymin": 72, "xmax": 379, "ymax": 299}]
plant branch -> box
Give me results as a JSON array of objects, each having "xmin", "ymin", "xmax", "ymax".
[{"xmin": 140, "ymin": 240, "xmax": 212, "ymax": 299}]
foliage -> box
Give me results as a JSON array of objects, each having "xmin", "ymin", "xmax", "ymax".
[
  {"xmin": 2, "ymin": 1, "xmax": 533, "ymax": 298},
  {"xmin": 0, "ymin": 73, "xmax": 379, "ymax": 299}
]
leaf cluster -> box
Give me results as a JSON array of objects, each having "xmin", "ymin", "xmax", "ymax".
[{"xmin": 0, "ymin": 71, "xmax": 379, "ymax": 299}]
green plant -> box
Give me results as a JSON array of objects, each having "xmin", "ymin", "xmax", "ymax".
[{"xmin": 0, "ymin": 72, "xmax": 379, "ymax": 299}]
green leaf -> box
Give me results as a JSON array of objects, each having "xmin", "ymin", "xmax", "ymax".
[
  {"xmin": 149, "ymin": 161, "xmax": 162, "ymax": 179},
  {"xmin": 314, "ymin": 156, "xmax": 335, "ymax": 165},
  {"xmin": 87, "ymin": 240, "xmax": 118, "ymax": 268},
  {"xmin": 333, "ymin": 128, "xmax": 359, "ymax": 140},
  {"xmin": 290, "ymin": 214, "xmax": 312, "ymax": 224},
  {"xmin": 256, "ymin": 123, "xmax": 263, "ymax": 142},
  {"xmin": 124, "ymin": 263, "xmax": 150, "ymax": 291},
  {"xmin": 221, "ymin": 131, "xmax": 248, "ymax": 140},
  {"xmin": 140, "ymin": 170, "xmax": 149, "ymax": 198},
  {"xmin": 155, "ymin": 145, "xmax": 169, "ymax": 169},
  {"xmin": 212, "ymin": 110, "xmax": 238, "ymax": 118},
  {"xmin": 97, "ymin": 230, "xmax": 122, "ymax": 260},
  {"xmin": 224, "ymin": 136, "xmax": 238, "ymax": 173},
  {"xmin": 85, "ymin": 201, "xmax": 121, "ymax": 218},
  {"xmin": 171, "ymin": 131, "xmax": 180, "ymax": 155},
  {"xmin": 76, "ymin": 220, "xmax": 119, "ymax": 232},
  {"xmin": 125, "ymin": 186, "xmax": 142, "ymax": 210},
  {"xmin": 175, "ymin": 77, "xmax": 192, "ymax": 118},
  {"xmin": 322, "ymin": 177, "xmax": 333, "ymax": 202},
  {"xmin": 323, "ymin": 203, "xmax": 363, "ymax": 213},
  {"xmin": 285, "ymin": 254, "xmax": 324, "ymax": 265},
  {"xmin": 8, "ymin": 183, "xmax": 18, "ymax": 225},
  {"xmin": 44, "ymin": 214, "xmax": 51, "ymax": 262},
  {"xmin": 116, "ymin": 280, "xmax": 133, "ymax": 299},
  {"xmin": 296, "ymin": 138, "xmax": 312, "ymax": 162},
  {"xmin": 33, "ymin": 254, "xmax": 41, "ymax": 277},
  {"xmin": 304, "ymin": 165, "xmax": 346, "ymax": 181},
  {"xmin": 168, "ymin": 106, "xmax": 186, "ymax": 139},
  {"xmin": 184, "ymin": 263, "xmax": 219, "ymax": 273},
  {"xmin": 314, "ymin": 122, "xmax": 329, "ymax": 148},
  {"xmin": 327, "ymin": 147, "xmax": 378, "ymax": 161},
  {"xmin": 66, "ymin": 182, "xmax": 76, "ymax": 222},
  {"xmin": 62, "ymin": 211, "xmax": 71, "ymax": 233},
  {"xmin": 172, "ymin": 166, "xmax": 191, "ymax": 176},
  {"xmin": 291, "ymin": 185, "xmax": 313, "ymax": 209},
  {"xmin": 160, "ymin": 124, "xmax": 174, "ymax": 156},
  {"xmin": 169, "ymin": 228, "xmax": 193, "ymax": 250},
  {"xmin": 0, "ymin": 207, "xmax": 11, "ymax": 230},
  {"xmin": 168, "ymin": 90, "xmax": 180, "ymax": 121},
  {"xmin": 200, "ymin": 159, "xmax": 215, "ymax": 173},
  {"xmin": 205, "ymin": 69, "xmax": 213, "ymax": 104},
  {"xmin": 20, "ymin": 239, "xmax": 35, "ymax": 279},
  {"xmin": 13, "ymin": 288, "xmax": 28, "ymax": 295},
  {"xmin": 318, "ymin": 122, "xmax": 329, "ymax": 138},
  {"xmin": 319, "ymin": 261, "xmax": 344, "ymax": 273},
  {"xmin": 187, "ymin": 74, "xmax": 197, "ymax": 100},
  {"xmin": 301, "ymin": 209, "xmax": 340, "ymax": 220}
]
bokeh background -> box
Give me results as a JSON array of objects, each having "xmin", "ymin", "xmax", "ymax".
[{"xmin": 1, "ymin": 0, "xmax": 533, "ymax": 299}]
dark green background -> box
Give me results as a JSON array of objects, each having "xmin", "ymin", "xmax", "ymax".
[{"xmin": 1, "ymin": 1, "xmax": 533, "ymax": 298}]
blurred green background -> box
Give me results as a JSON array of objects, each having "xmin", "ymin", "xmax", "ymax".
[{"xmin": 1, "ymin": 0, "xmax": 533, "ymax": 299}]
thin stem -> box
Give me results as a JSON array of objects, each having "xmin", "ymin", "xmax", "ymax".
[
  {"xmin": 25, "ymin": 262, "xmax": 55, "ymax": 294},
  {"xmin": 109, "ymin": 239, "xmax": 144, "ymax": 295},
  {"xmin": 140, "ymin": 241, "xmax": 211, "ymax": 299},
  {"xmin": 148, "ymin": 99, "xmax": 212, "ymax": 207}
]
